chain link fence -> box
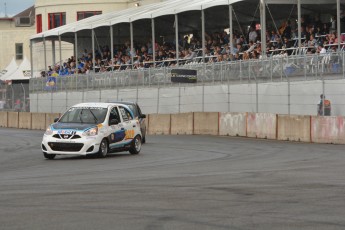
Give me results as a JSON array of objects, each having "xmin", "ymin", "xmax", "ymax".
[
  {"xmin": 0, "ymin": 82, "xmax": 29, "ymax": 112},
  {"xmin": 22, "ymin": 52, "xmax": 345, "ymax": 115}
]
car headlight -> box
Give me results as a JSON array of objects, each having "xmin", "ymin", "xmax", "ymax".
[
  {"xmin": 45, "ymin": 126, "xmax": 53, "ymax": 135},
  {"xmin": 83, "ymin": 127, "xmax": 98, "ymax": 136}
]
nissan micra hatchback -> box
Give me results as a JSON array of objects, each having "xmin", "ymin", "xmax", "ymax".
[{"xmin": 42, "ymin": 103, "xmax": 142, "ymax": 159}]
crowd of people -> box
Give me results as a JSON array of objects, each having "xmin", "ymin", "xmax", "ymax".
[{"xmin": 42, "ymin": 13, "xmax": 345, "ymax": 77}]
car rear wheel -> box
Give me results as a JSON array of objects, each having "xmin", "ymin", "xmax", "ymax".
[
  {"xmin": 43, "ymin": 152, "xmax": 56, "ymax": 160},
  {"xmin": 97, "ymin": 139, "xmax": 108, "ymax": 158},
  {"xmin": 129, "ymin": 135, "xmax": 141, "ymax": 155}
]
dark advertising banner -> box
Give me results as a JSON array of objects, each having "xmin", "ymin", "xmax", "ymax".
[{"xmin": 171, "ymin": 69, "xmax": 197, "ymax": 83}]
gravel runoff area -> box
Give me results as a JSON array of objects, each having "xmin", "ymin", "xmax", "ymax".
[{"xmin": 0, "ymin": 128, "xmax": 344, "ymax": 230}]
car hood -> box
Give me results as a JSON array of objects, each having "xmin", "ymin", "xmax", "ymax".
[{"xmin": 52, "ymin": 123, "xmax": 96, "ymax": 131}]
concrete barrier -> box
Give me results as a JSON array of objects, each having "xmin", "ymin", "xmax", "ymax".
[
  {"xmin": 193, "ymin": 112, "xmax": 219, "ymax": 135},
  {"xmin": 219, "ymin": 112, "xmax": 247, "ymax": 137},
  {"xmin": 0, "ymin": 112, "xmax": 7, "ymax": 127},
  {"xmin": 247, "ymin": 113, "xmax": 277, "ymax": 139},
  {"xmin": 277, "ymin": 115, "xmax": 311, "ymax": 142},
  {"xmin": 171, "ymin": 113, "xmax": 193, "ymax": 135},
  {"xmin": 148, "ymin": 114, "xmax": 171, "ymax": 135},
  {"xmin": 311, "ymin": 116, "xmax": 345, "ymax": 144},
  {"xmin": 19, "ymin": 112, "xmax": 32, "ymax": 129},
  {"xmin": 31, "ymin": 113, "xmax": 46, "ymax": 130},
  {"xmin": 7, "ymin": 112, "xmax": 19, "ymax": 128},
  {"xmin": 45, "ymin": 113, "xmax": 60, "ymax": 128}
]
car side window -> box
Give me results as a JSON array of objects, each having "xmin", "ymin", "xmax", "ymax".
[
  {"xmin": 119, "ymin": 107, "xmax": 133, "ymax": 122},
  {"xmin": 109, "ymin": 107, "xmax": 120, "ymax": 124}
]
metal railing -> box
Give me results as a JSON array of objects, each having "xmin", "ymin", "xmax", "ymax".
[{"xmin": 29, "ymin": 52, "xmax": 345, "ymax": 93}]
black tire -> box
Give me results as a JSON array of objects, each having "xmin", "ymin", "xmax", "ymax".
[
  {"xmin": 97, "ymin": 139, "xmax": 109, "ymax": 158},
  {"xmin": 43, "ymin": 152, "xmax": 56, "ymax": 160},
  {"xmin": 142, "ymin": 128, "xmax": 146, "ymax": 144},
  {"xmin": 129, "ymin": 135, "xmax": 141, "ymax": 155}
]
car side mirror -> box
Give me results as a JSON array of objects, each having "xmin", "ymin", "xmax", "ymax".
[
  {"xmin": 140, "ymin": 114, "xmax": 146, "ymax": 119},
  {"xmin": 109, "ymin": 119, "xmax": 119, "ymax": 125},
  {"xmin": 54, "ymin": 118, "xmax": 59, "ymax": 122}
]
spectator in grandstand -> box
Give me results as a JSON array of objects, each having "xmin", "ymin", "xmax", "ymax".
[{"xmin": 248, "ymin": 27, "xmax": 258, "ymax": 43}]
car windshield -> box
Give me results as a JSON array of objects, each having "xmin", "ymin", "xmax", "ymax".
[{"xmin": 59, "ymin": 107, "xmax": 108, "ymax": 124}]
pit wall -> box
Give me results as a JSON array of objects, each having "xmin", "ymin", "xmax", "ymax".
[{"xmin": 0, "ymin": 111, "xmax": 344, "ymax": 144}]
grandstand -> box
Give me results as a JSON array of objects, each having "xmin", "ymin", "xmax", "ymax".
[{"xmin": 28, "ymin": 0, "xmax": 345, "ymax": 116}]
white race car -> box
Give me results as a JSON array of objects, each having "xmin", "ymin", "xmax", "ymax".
[{"xmin": 42, "ymin": 102, "xmax": 142, "ymax": 159}]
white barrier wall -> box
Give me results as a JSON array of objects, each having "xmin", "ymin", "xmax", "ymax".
[
  {"xmin": 247, "ymin": 113, "xmax": 277, "ymax": 139},
  {"xmin": 3, "ymin": 112, "xmax": 345, "ymax": 145},
  {"xmin": 311, "ymin": 116, "xmax": 345, "ymax": 144},
  {"xmin": 219, "ymin": 112, "xmax": 247, "ymax": 137}
]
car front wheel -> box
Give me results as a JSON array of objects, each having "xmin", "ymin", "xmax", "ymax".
[
  {"xmin": 129, "ymin": 135, "xmax": 141, "ymax": 155},
  {"xmin": 43, "ymin": 152, "xmax": 56, "ymax": 160}
]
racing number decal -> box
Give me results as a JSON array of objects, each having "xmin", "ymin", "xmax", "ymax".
[{"xmin": 125, "ymin": 130, "xmax": 135, "ymax": 139}]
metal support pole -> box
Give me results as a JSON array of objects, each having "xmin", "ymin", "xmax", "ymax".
[
  {"xmin": 175, "ymin": 14, "xmax": 179, "ymax": 66},
  {"xmin": 74, "ymin": 32, "xmax": 78, "ymax": 74},
  {"xmin": 30, "ymin": 40, "xmax": 33, "ymax": 78},
  {"xmin": 92, "ymin": 29, "xmax": 95, "ymax": 73},
  {"xmin": 59, "ymin": 35, "xmax": 62, "ymax": 68},
  {"xmin": 52, "ymin": 40, "xmax": 56, "ymax": 67},
  {"xmin": 287, "ymin": 77, "xmax": 291, "ymax": 115},
  {"xmin": 152, "ymin": 18, "xmax": 156, "ymax": 66},
  {"xmin": 337, "ymin": 0, "xmax": 341, "ymax": 51},
  {"xmin": 110, "ymin": 26, "xmax": 114, "ymax": 71},
  {"xmin": 297, "ymin": 0, "xmax": 302, "ymax": 47},
  {"xmin": 260, "ymin": 0, "xmax": 266, "ymax": 57},
  {"xmin": 130, "ymin": 22, "xmax": 134, "ymax": 69},
  {"xmin": 43, "ymin": 36, "xmax": 47, "ymax": 75},
  {"xmin": 255, "ymin": 78, "xmax": 259, "ymax": 113},
  {"xmin": 202, "ymin": 84, "xmax": 205, "ymax": 112},
  {"xmin": 21, "ymin": 83, "xmax": 26, "ymax": 112},
  {"xmin": 322, "ymin": 79, "xmax": 325, "ymax": 116},
  {"xmin": 201, "ymin": 10, "xmax": 206, "ymax": 64},
  {"xmin": 229, "ymin": 5, "xmax": 233, "ymax": 55},
  {"xmin": 157, "ymin": 87, "xmax": 160, "ymax": 114}
]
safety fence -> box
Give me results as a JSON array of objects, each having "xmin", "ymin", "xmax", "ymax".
[
  {"xmin": 29, "ymin": 79, "xmax": 345, "ymax": 116},
  {"xmin": 0, "ymin": 83, "xmax": 29, "ymax": 112},
  {"xmin": 1, "ymin": 111, "xmax": 345, "ymax": 145},
  {"xmin": 29, "ymin": 52, "xmax": 345, "ymax": 93}
]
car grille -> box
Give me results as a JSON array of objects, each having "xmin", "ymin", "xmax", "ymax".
[
  {"xmin": 48, "ymin": 142, "xmax": 84, "ymax": 152},
  {"xmin": 53, "ymin": 134, "xmax": 81, "ymax": 139}
]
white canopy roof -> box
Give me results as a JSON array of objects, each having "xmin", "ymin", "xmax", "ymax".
[
  {"xmin": 2, "ymin": 57, "xmax": 31, "ymax": 81},
  {"xmin": 31, "ymin": 0, "xmax": 244, "ymax": 39},
  {"xmin": 0, "ymin": 58, "xmax": 18, "ymax": 81},
  {"xmin": 31, "ymin": 0, "xmax": 337, "ymax": 40}
]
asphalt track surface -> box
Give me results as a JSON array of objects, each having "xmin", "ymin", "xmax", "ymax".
[{"xmin": 0, "ymin": 128, "xmax": 344, "ymax": 230}]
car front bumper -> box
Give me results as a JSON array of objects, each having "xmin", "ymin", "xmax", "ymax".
[{"xmin": 42, "ymin": 134, "xmax": 102, "ymax": 156}]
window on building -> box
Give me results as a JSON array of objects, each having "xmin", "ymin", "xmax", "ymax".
[
  {"xmin": 36, "ymin": 14, "xmax": 42, "ymax": 33},
  {"xmin": 15, "ymin": 43, "xmax": 23, "ymax": 60},
  {"xmin": 77, "ymin": 11, "xmax": 102, "ymax": 21},
  {"xmin": 48, "ymin": 12, "xmax": 66, "ymax": 30}
]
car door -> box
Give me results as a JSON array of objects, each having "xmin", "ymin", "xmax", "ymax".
[
  {"xmin": 118, "ymin": 106, "xmax": 137, "ymax": 142},
  {"xmin": 107, "ymin": 106, "xmax": 126, "ymax": 149}
]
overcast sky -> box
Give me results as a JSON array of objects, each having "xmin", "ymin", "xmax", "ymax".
[{"xmin": 0, "ymin": 0, "xmax": 35, "ymax": 17}]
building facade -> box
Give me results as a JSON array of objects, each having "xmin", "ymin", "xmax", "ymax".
[{"xmin": 0, "ymin": 7, "xmax": 35, "ymax": 70}]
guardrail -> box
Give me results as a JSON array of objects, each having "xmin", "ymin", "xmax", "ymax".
[{"xmin": 1, "ymin": 111, "xmax": 344, "ymax": 144}]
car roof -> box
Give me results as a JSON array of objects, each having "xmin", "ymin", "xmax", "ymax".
[
  {"xmin": 107, "ymin": 100, "xmax": 137, "ymax": 106},
  {"xmin": 72, "ymin": 102, "xmax": 127, "ymax": 108}
]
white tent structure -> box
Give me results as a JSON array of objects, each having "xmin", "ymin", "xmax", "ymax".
[
  {"xmin": 2, "ymin": 57, "xmax": 31, "ymax": 81},
  {"xmin": 0, "ymin": 58, "xmax": 19, "ymax": 81},
  {"xmin": 30, "ymin": 0, "xmax": 343, "ymax": 76}
]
